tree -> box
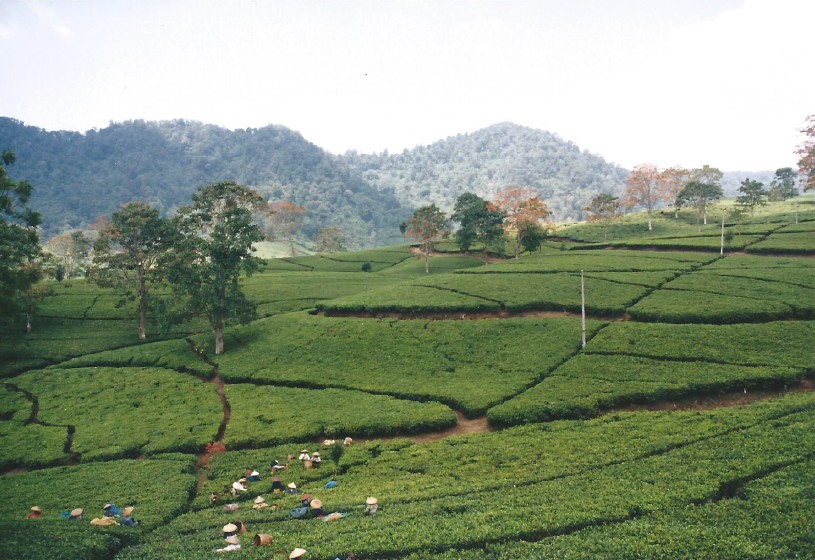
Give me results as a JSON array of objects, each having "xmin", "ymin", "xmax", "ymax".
[
  {"xmin": 90, "ymin": 202, "xmax": 175, "ymax": 340},
  {"xmin": 268, "ymin": 201, "xmax": 306, "ymax": 256},
  {"xmin": 0, "ymin": 150, "xmax": 43, "ymax": 330},
  {"xmin": 623, "ymin": 164, "xmax": 660, "ymax": 230},
  {"xmin": 167, "ymin": 181, "xmax": 266, "ymax": 355},
  {"xmin": 492, "ymin": 186, "xmax": 552, "ymax": 258},
  {"xmin": 768, "ymin": 167, "xmax": 798, "ymax": 201},
  {"xmin": 676, "ymin": 180, "xmax": 723, "ymax": 228},
  {"xmin": 450, "ymin": 192, "xmax": 505, "ymax": 253},
  {"xmin": 46, "ymin": 230, "xmax": 91, "ymax": 279},
  {"xmin": 797, "ymin": 114, "xmax": 815, "ymax": 192},
  {"xmin": 405, "ymin": 204, "xmax": 448, "ymax": 273},
  {"xmin": 735, "ymin": 179, "xmax": 768, "ymax": 217},
  {"xmin": 314, "ymin": 226, "xmax": 345, "ymax": 253},
  {"xmin": 584, "ymin": 193, "xmax": 622, "ymax": 241},
  {"xmin": 658, "ymin": 166, "xmax": 689, "ymax": 218}
]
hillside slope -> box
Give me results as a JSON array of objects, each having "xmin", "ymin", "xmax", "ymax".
[
  {"xmin": 340, "ymin": 122, "xmax": 630, "ymax": 221},
  {"xmin": 0, "ymin": 118, "xmax": 409, "ymax": 248}
]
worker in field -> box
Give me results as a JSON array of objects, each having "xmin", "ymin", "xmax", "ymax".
[
  {"xmin": 103, "ymin": 503, "xmax": 122, "ymax": 517},
  {"xmin": 215, "ymin": 535, "xmax": 241, "ymax": 553},
  {"xmin": 253, "ymin": 496, "xmax": 269, "ymax": 510},
  {"xmin": 121, "ymin": 506, "xmax": 138, "ymax": 526},
  {"xmin": 289, "ymin": 547, "xmax": 307, "ymax": 559},
  {"xmin": 271, "ymin": 475, "xmax": 285, "ymax": 493},
  {"xmin": 68, "ymin": 508, "xmax": 83, "ymax": 520},
  {"xmin": 310, "ymin": 498, "xmax": 324, "ymax": 518},
  {"xmin": 222, "ymin": 522, "xmax": 238, "ymax": 539},
  {"xmin": 310, "ymin": 452, "xmax": 321, "ymax": 467},
  {"xmin": 364, "ymin": 497, "xmax": 378, "ymax": 515},
  {"xmin": 26, "ymin": 506, "xmax": 42, "ymax": 519},
  {"xmin": 270, "ymin": 459, "xmax": 287, "ymax": 473},
  {"xmin": 287, "ymin": 482, "xmax": 299, "ymax": 494},
  {"xmin": 300, "ymin": 492, "xmax": 311, "ymax": 508},
  {"xmin": 246, "ymin": 468, "xmax": 260, "ymax": 482},
  {"xmin": 298, "ymin": 449, "xmax": 310, "ymax": 461}
]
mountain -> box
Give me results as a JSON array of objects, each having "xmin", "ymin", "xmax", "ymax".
[
  {"xmin": 0, "ymin": 118, "xmax": 410, "ymax": 248},
  {"xmin": 1, "ymin": 118, "xmax": 631, "ymax": 246},
  {"xmin": 339, "ymin": 122, "xmax": 630, "ymax": 222}
]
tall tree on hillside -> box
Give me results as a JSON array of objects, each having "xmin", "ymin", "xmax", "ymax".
[
  {"xmin": 690, "ymin": 164, "xmax": 724, "ymax": 187},
  {"xmin": 623, "ymin": 164, "xmax": 660, "ymax": 230},
  {"xmin": 405, "ymin": 204, "xmax": 448, "ymax": 273},
  {"xmin": 676, "ymin": 180, "xmax": 723, "ymax": 228},
  {"xmin": 167, "ymin": 181, "xmax": 266, "ymax": 355},
  {"xmin": 314, "ymin": 226, "xmax": 346, "ymax": 253},
  {"xmin": 797, "ymin": 114, "xmax": 815, "ymax": 192},
  {"xmin": 451, "ymin": 192, "xmax": 505, "ymax": 253},
  {"xmin": 269, "ymin": 201, "xmax": 306, "ymax": 256},
  {"xmin": 735, "ymin": 179, "xmax": 768, "ymax": 217},
  {"xmin": 658, "ymin": 166, "xmax": 689, "ymax": 218},
  {"xmin": 0, "ymin": 150, "xmax": 43, "ymax": 330},
  {"xmin": 492, "ymin": 186, "xmax": 552, "ymax": 259},
  {"xmin": 585, "ymin": 193, "xmax": 622, "ymax": 241},
  {"xmin": 90, "ymin": 202, "xmax": 175, "ymax": 340},
  {"xmin": 768, "ymin": 167, "xmax": 798, "ymax": 201}
]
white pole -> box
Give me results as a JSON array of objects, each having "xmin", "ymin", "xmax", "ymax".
[
  {"xmin": 581, "ymin": 269, "xmax": 586, "ymax": 348},
  {"xmin": 720, "ymin": 212, "xmax": 725, "ymax": 255},
  {"xmin": 794, "ymin": 201, "xmax": 798, "ymax": 224}
]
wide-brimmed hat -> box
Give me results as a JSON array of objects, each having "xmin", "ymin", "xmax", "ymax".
[
  {"xmin": 123, "ymin": 506, "xmax": 134, "ymax": 516},
  {"xmin": 232, "ymin": 482, "xmax": 244, "ymax": 490},
  {"xmin": 103, "ymin": 503, "xmax": 113, "ymax": 509},
  {"xmin": 309, "ymin": 499, "xmax": 322, "ymax": 509},
  {"xmin": 223, "ymin": 523, "xmax": 238, "ymax": 532},
  {"xmin": 300, "ymin": 449, "xmax": 308, "ymax": 453},
  {"xmin": 225, "ymin": 535, "xmax": 240, "ymax": 545},
  {"xmin": 238, "ymin": 478, "xmax": 247, "ymax": 483},
  {"xmin": 311, "ymin": 452, "xmax": 320, "ymax": 457},
  {"xmin": 250, "ymin": 470, "xmax": 259, "ymax": 476},
  {"xmin": 70, "ymin": 508, "xmax": 83, "ymax": 517},
  {"xmin": 254, "ymin": 496, "xmax": 265, "ymax": 504},
  {"xmin": 366, "ymin": 497, "xmax": 378, "ymax": 505},
  {"xmin": 30, "ymin": 506, "xmax": 41, "ymax": 513},
  {"xmin": 287, "ymin": 482, "xmax": 297, "ymax": 489},
  {"xmin": 290, "ymin": 548, "xmax": 307, "ymax": 559}
]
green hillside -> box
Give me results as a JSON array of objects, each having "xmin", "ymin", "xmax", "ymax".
[{"xmin": 1, "ymin": 199, "xmax": 814, "ymax": 559}]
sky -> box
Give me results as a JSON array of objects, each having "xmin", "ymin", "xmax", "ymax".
[{"xmin": 1, "ymin": 0, "xmax": 812, "ymax": 171}]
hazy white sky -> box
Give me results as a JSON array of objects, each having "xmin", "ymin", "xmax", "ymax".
[{"xmin": 1, "ymin": 0, "xmax": 812, "ymax": 171}]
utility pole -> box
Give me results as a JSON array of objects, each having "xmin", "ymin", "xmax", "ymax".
[
  {"xmin": 720, "ymin": 212, "xmax": 725, "ymax": 255},
  {"xmin": 581, "ymin": 269, "xmax": 586, "ymax": 348}
]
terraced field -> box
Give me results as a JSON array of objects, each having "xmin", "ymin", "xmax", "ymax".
[{"xmin": 1, "ymin": 201, "xmax": 814, "ymax": 559}]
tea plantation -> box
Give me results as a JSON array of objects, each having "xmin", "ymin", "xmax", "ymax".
[{"xmin": 1, "ymin": 200, "xmax": 814, "ymax": 559}]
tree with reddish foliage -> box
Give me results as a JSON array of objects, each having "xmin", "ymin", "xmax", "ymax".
[
  {"xmin": 492, "ymin": 186, "xmax": 552, "ymax": 258},
  {"xmin": 797, "ymin": 114, "xmax": 815, "ymax": 191},
  {"xmin": 269, "ymin": 201, "xmax": 306, "ymax": 256},
  {"xmin": 623, "ymin": 164, "xmax": 660, "ymax": 231},
  {"xmin": 658, "ymin": 166, "xmax": 690, "ymax": 217},
  {"xmin": 585, "ymin": 193, "xmax": 621, "ymax": 241}
]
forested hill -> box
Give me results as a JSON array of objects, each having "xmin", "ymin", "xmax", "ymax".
[
  {"xmin": 0, "ymin": 118, "xmax": 409, "ymax": 247},
  {"xmin": 340, "ymin": 122, "xmax": 630, "ymax": 222}
]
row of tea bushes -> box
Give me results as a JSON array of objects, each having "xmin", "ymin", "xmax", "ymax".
[
  {"xmin": 8, "ymin": 367, "xmax": 221, "ymax": 462},
  {"xmin": 398, "ymin": 458, "xmax": 815, "ymax": 560},
  {"xmin": 487, "ymin": 353, "xmax": 806, "ymax": 426},
  {"xmin": 195, "ymin": 394, "xmax": 815, "ymax": 518},
  {"xmin": 628, "ymin": 289, "xmax": 795, "ymax": 323},
  {"xmin": 117, "ymin": 396, "xmax": 815, "ymax": 559},
  {"xmin": 747, "ymin": 231, "xmax": 815, "ymax": 254},
  {"xmin": 223, "ymin": 383, "xmax": 456, "ymax": 449},
  {"xmin": 0, "ymin": 455, "xmax": 197, "ymax": 560},
  {"xmin": 585, "ymin": 321, "xmax": 815, "ymax": 369},
  {"xmin": 212, "ymin": 314, "xmax": 599, "ymax": 415}
]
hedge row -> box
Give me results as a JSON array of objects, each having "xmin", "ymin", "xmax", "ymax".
[
  {"xmin": 584, "ymin": 321, "xmax": 815, "ymax": 369},
  {"xmin": 627, "ymin": 289, "xmax": 794, "ymax": 323},
  {"xmin": 223, "ymin": 383, "xmax": 456, "ymax": 449},
  {"xmin": 487, "ymin": 354, "xmax": 805, "ymax": 426},
  {"xmin": 213, "ymin": 314, "xmax": 600, "ymax": 416},
  {"xmin": 746, "ymin": 232, "xmax": 815, "ymax": 254},
  {"xmin": 9, "ymin": 367, "xmax": 221, "ymax": 462}
]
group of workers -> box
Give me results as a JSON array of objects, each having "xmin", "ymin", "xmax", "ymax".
[{"xmin": 25, "ymin": 503, "xmax": 138, "ymax": 526}]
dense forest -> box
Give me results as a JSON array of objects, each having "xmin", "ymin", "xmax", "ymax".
[
  {"xmin": 340, "ymin": 122, "xmax": 630, "ymax": 222},
  {"xmin": 9, "ymin": 118, "xmax": 776, "ymax": 248},
  {"xmin": 0, "ymin": 118, "xmax": 409, "ymax": 248}
]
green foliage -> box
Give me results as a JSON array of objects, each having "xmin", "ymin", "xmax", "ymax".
[
  {"xmin": 224, "ymin": 384, "xmax": 456, "ymax": 449},
  {"xmin": 586, "ymin": 321, "xmax": 815, "ymax": 368},
  {"xmin": 0, "ymin": 149, "xmax": 42, "ymax": 329},
  {"xmin": 488, "ymin": 354, "xmax": 804, "ymax": 426},
  {"xmin": 746, "ymin": 231, "xmax": 815, "ymax": 254},
  {"xmin": 451, "ymin": 192, "xmax": 505, "ymax": 252},
  {"xmin": 11, "ymin": 367, "xmax": 221, "ymax": 461},
  {"xmin": 213, "ymin": 314, "xmax": 594, "ymax": 415}
]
